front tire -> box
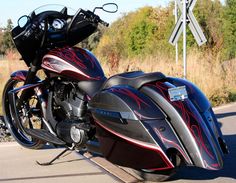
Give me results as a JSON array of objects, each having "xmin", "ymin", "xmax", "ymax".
[{"xmin": 2, "ymin": 78, "xmax": 44, "ymax": 149}]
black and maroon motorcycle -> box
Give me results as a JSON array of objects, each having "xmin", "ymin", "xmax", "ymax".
[{"xmin": 2, "ymin": 3, "xmax": 228, "ymax": 181}]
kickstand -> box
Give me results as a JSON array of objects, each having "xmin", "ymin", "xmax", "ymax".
[{"xmin": 36, "ymin": 147, "xmax": 73, "ymax": 166}]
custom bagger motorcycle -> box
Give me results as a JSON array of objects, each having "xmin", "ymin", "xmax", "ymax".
[{"xmin": 2, "ymin": 3, "xmax": 228, "ymax": 181}]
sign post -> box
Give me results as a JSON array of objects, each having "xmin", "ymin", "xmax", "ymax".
[
  {"xmin": 169, "ymin": 0, "xmax": 207, "ymax": 79},
  {"xmin": 183, "ymin": 0, "xmax": 187, "ymax": 79},
  {"xmin": 174, "ymin": 0, "xmax": 178, "ymax": 64}
]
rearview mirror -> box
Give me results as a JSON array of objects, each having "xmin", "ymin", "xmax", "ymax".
[
  {"xmin": 18, "ymin": 15, "xmax": 30, "ymax": 28},
  {"xmin": 102, "ymin": 3, "xmax": 118, "ymax": 13},
  {"xmin": 93, "ymin": 3, "xmax": 118, "ymax": 13}
]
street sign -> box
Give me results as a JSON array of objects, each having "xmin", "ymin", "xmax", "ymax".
[{"xmin": 169, "ymin": 0, "xmax": 207, "ymax": 46}]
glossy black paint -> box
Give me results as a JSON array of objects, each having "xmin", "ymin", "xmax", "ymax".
[
  {"xmin": 166, "ymin": 77, "xmax": 226, "ymax": 154},
  {"xmin": 95, "ymin": 120, "xmax": 174, "ymax": 170},
  {"xmin": 166, "ymin": 77, "xmax": 210, "ymax": 113}
]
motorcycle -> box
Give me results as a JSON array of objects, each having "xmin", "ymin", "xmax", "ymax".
[{"xmin": 2, "ymin": 3, "xmax": 228, "ymax": 182}]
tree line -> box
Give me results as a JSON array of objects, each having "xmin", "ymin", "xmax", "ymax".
[
  {"xmin": 0, "ymin": 0, "xmax": 235, "ymax": 62},
  {"xmin": 95, "ymin": 0, "xmax": 236, "ymax": 62},
  {"xmin": 0, "ymin": 19, "xmax": 14, "ymax": 55}
]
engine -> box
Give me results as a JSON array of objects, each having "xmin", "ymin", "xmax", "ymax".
[
  {"xmin": 51, "ymin": 80, "xmax": 91, "ymax": 148},
  {"xmin": 53, "ymin": 81, "xmax": 86, "ymax": 119}
]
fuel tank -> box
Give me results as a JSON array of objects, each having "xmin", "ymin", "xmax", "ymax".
[{"xmin": 42, "ymin": 47, "xmax": 105, "ymax": 81}]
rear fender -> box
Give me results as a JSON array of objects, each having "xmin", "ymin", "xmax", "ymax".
[
  {"xmin": 141, "ymin": 80, "xmax": 224, "ymax": 170},
  {"xmin": 167, "ymin": 77, "xmax": 228, "ymax": 154}
]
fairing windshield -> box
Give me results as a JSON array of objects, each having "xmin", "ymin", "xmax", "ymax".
[{"xmin": 29, "ymin": 4, "xmax": 76, "ymax": 17}]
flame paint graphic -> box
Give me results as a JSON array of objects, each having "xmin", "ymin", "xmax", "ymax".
[
  {"xmin": 145, "ymin": 81, "xmax": 217, "ymax": 167},
  {"xmin": 110, "ymin": 88, "xmax": 150, "ymax": 109}
]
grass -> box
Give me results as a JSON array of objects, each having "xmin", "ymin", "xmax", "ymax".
[
  {"xmin": 0, "ymin": 60, "xmax": 27, "ymax": 114},
  {"xmin": 100, "ymin": 50, "xmax": 236, "ymax": 106},
  {"xmin": 0, "ymin": 50, "xmax": 235, "ymax": 116},
  {"xmin": 229, "ymin": 89, "xmax": 236, "ymax": 102}
]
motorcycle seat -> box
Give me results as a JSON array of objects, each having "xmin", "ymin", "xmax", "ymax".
[{"xmin": 103, "ymin": 71, "xmax": 166, "ymax": 89}]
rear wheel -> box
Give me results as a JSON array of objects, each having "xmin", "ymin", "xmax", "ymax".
[
  {"xmin": 134, "ymin": 153, "xmax": 181, "ymax": 182},
  {"xmin": 2, "ymin": 78, "xmax": 45, "ymax": 149}
]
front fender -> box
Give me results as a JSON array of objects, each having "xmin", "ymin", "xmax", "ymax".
[
  {"xmin": 141, "ymin": 80, "xmax": 225, "ymax": 170},
  {"xmin": 11, "ymin": 70, "xmax": 40, "ymax": 82}
]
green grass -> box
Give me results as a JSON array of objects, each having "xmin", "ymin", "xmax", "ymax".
[{"xmin": 229, "ymin": 90, "xmax": 236, "ymax": 102}]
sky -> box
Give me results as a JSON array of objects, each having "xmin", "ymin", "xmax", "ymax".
[{"xmin": 0, "ymin": 0, "xmax": 170, "ymax": 27}]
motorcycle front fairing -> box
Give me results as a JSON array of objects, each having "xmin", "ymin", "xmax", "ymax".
[{"xmin": 89, "ymin": 75, "xmax": 228, "ymax": 171}]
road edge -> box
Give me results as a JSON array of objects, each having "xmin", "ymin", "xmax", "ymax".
[{"xmin": 213, "ymin": 102, "xmax": 236, "ymax": 112}]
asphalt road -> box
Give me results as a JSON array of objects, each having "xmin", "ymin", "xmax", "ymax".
[
  {"xmin": 0, "ymin": 102, "xmax": 235, "ymax": 183},
  {"xmin": 0, "ymin": 143, "xmax": 122, "ymax": 183}
]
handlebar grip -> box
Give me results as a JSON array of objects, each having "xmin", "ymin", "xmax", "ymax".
[
  {"xmin": 99, "ymin": 19, "xmax": 109, "ymax": 27},
  {"xmin": 83, "ymin": 10, "xmax": 109, "ymax": 27}
]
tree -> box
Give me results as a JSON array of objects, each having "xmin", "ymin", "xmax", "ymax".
[
  {"xmin": 1, "ymin": 19, "xmax": 15, "ymax": 54},
  {"xmin": 96, "ymin": 1, "xmax": 235, "ymax": 63},
  {"xmin": 77, "ymin": 26, "xmax": 105, "ymax": 51},
  {"xmin": 222, "ymin": 0, "xmax": 236, "ymax": 60},
  {"xmin": 96, "ymin": 6, "xmax": 175, "ymax": 59},
  {"xmin": 0, "ymin": 31, "xmax": 4, "ymax": 55}
]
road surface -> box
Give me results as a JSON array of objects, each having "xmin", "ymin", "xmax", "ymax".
[{"xmin": 0, "ymin": 102, "xmax": 235, "ymax": 183}]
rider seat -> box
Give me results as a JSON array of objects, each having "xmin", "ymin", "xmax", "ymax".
[{"xmin": 102, "ymin": 71, "xmax": 166, "ymax": 89}]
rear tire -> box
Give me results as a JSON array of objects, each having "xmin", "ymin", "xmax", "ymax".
[
  {"xmin": 2, "ymin": 78, "xmax": 44, "ymax": 149},
  {"xmin": 134, "ymin": 153, "xmax": 181, "ymax": 182}
]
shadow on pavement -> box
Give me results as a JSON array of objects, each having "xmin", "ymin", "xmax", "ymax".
[
  {"xmin": 216, "ymin": 112, "xmax": 236, "ymax": 119},
  {"xmin": 172, "ymin": 134, "xmax": 236, "ymax": 181},
  {"xmin": 0, "ymin": 172, "xmax": 105, "ymax": 182}
]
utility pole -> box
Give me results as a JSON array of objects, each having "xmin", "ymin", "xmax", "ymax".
[{"xmin": 183, "ymin": 0, "xmax": 187, "ymax": 79}]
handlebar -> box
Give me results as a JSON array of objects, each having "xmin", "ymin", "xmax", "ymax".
[
  {"xmin": 99, "ymin": 19, "xmax": 109, "ymax": 27},
  {"xmin": 80, "ymin": 9, "xmax": 109, "ymax": 27},
  {"xmin": 19, "ymin": 6, "xmax": 110, "ymax": 46}
]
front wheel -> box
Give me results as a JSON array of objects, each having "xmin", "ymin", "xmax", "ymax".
[{"xmin": 2, "ymin": 78, "xmax": 45, "ymax": 149}]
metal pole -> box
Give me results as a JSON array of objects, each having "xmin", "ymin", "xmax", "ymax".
[
  {"xmin": 183, "ymin": 0, "xmax": 187, "ymax": 79},
  {"xmin": 175, "ymin": 0, "xmax": 178, "ymax": 64}
]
